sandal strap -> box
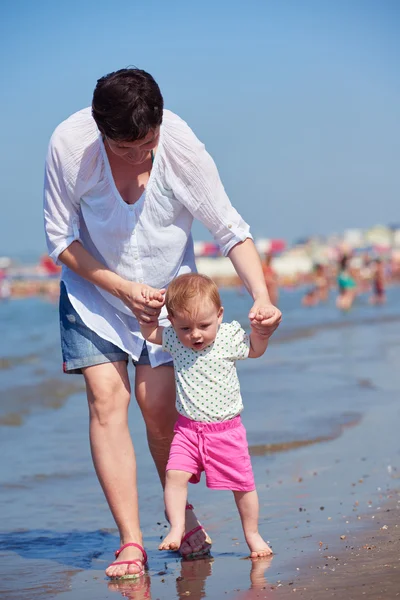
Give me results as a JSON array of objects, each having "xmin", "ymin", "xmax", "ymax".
[
  {"xmin": 181, "ymin": 525, "xmax": 203, "ymax": 545},
  {"xmin": 110, "ymin": 559, "xmax": 144, "ymax": 568},
  {"xmin": 114, "ymin": 542, "xmax": 148, "ymax": 564}
]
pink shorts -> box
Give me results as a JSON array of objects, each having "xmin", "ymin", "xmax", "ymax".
[{"xmin": 166, "ymin": 414, "xmax": 255, "ymax": 492}]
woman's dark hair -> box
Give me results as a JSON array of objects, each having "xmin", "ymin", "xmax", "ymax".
[
  {"xmin": 339, "ymin": 255, "xmax": 349, "ymax": 271},
  {"xmin": 92, "ymin": 68, "xmax": 164, "ymax": 141}
]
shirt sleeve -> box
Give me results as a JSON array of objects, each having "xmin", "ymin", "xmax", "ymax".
[
  {"xmin": 229, "ymin": 321, "xmax": 250, "ymax": 360},
  {"xmin": 162, "ymin": 325, "xmax": 178, "ymax": 354},
  {"xmin": 164, "ymin": 113, "xmax": 253, "ymax": 257},
  {"xmin": 43, "ymin": 131, "xmax": 82, "ymax": 264}
]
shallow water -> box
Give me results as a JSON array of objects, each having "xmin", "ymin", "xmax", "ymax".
[{"xmin": 1, "ymin": 287, "xmax": 399, "ymax": 599}]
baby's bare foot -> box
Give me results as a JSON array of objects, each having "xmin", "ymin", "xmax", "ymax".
[
  {"xmin": 159, "ymin": 526, "xmax": 185, "ymax": 551},
  {"xmin": 245, "ymin": 532, "xmax": 273, "ymax": 558}
]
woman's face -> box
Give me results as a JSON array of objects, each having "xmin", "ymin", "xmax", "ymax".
[{"xmin": 105, "ymin": 127, "xmax": 160, "ymax": 165}]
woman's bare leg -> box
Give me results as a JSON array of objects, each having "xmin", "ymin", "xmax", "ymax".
[
  {"xmin": 135, "ymin": 364, "xmax": 212, "ymax": 556},
  {"xmin": 83, "ymin": 361, "xmax": 143, "ymax": 578},
  {"xmin": 134, "ymin": 364, "xmax": 177, "ymax": 486}
]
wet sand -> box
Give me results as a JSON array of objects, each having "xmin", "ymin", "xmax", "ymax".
[
  {"xmin": 275, "ymin": 492, "xmax": 400, "ymax": 599},
  {"xmin": 1, "ymin": 287, "xmax": 400, "ymax": 599}
]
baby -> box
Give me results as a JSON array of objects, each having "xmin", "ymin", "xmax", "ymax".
[{"xmin": 140, "ymin": 273, "xmax": 273, "ymax": 558}]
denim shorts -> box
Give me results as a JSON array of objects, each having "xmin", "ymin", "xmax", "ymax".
[{"xmin": 59, "ymin": 282, "xmax": 173, "ymax": 374}]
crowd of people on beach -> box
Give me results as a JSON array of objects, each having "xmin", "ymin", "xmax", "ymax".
[
  {"xmin": 299, "ymin": 253, "xmax": 392, "ymax": 310},
  {"xmin": 260, "ymin": 250, "xmax": 397, "ymax": 312},
  {"xmin": 2, "ymin": 249, "xmax": 397, "ymax": 309},
  {"xmin": 0, "ymin": 254, "xmax": 61, "ymax": 300}
]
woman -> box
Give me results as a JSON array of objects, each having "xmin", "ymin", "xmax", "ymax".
[
  {"xmin": 369, "ymin": 258, "xmax": 386, "ymax": 305},
  {"xmin": 336, "ymin": 255, "xmax": 357, "ymax": 311},
  {"xmin": 44, "ymin": 68, "xmax": 281, "ymax": 579},
  {"xmin": 301, "ymin": 263, "xmax": 329, "ymax": 307}
]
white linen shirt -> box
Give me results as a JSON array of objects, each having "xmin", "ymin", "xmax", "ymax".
[
  {"xmin": 43, "ymin": 108, "xmax": 252, "ymax": 366},
  {"xmin": 162, "ymin": 321, "xmax": 250, "ymax": 422}
]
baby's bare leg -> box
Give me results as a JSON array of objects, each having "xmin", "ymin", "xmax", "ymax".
[
  {"xmin": 160, "ymin": 469, "xmax": 193, "ymax": 551},
  {"xmin": 233, "ymin": 490, "xmax": 273, "ymax": 558}
]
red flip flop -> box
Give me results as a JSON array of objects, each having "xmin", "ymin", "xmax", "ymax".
[
  {"xmin": 180, "ymin": 504, "xmax": 212, "ymax": 560},
  {"xmin": 107, "ymin": 542, "xmax": 148, "ymax": 580}
]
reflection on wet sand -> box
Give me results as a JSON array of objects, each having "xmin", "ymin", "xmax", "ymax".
[
  {"xmin": 0, "ymin": 551, "xmax": 81, "ymax": 600},
  {"xmin": 0, "ymin": 378, "xmax": 85, "ymax": 426},
  {"xmin": 233, "ymin": 557, "xmax": 274, "ymax": 600},
  {"xmin": 108, "ymin": 558, "xmax": 215, "ymax": 600},
  {"xmin": 108, "ymin": 574, "xmax": 151, "ymax": 600},
  {"xmin": 107, "ymin": 556, "xmax": 273, "ymax": 600},
  {"xmin": 0, "ymin": 353, "xmax": 41, "ymax": 370},
  {"xmin": 249, "ymin": 412, "xmax": 362, "ymax": 456},
  {"xmin": 2, "ymin": 469, "xmax": 91, "ymax": 490}
]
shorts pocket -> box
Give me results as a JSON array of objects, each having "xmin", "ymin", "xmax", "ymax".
[{"xmin": 222, "ymin": 427, "xmax": 249, "ymax": 459}]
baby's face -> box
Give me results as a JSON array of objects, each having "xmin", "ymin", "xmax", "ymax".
[{"xmin": 169, "ymin": 299, "xmax": 223, "ymax": 351}]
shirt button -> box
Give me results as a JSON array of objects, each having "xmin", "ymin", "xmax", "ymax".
[
  {"xmin": 138, "ymin": 278, "xmax": 144, "ymax": 283},
  {"xmin": 134, "ymin": 254, "xmax": 139, "ymax": 260},
  {"xmin": 228, "ymin": 223, "xmax": 232, "ymax": 228}
]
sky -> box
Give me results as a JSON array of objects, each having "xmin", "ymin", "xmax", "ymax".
[{"xmin": 1, "ymin": 0, "xmax": 399, "ymax": 259}]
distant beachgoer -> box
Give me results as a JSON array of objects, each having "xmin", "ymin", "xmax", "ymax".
[
  {"xmin": 262, "ymin": 253, "xmax": 279, "ymax": 306},
  {"xmin": 369, "ymin": 258, "xmax": 386, "ymax": 305},
  {"xmin": 43, "ymin": 68, "xmax": 281, "ymax": 579},
  {"xmin": 301, "ymin": 264, "xmax": 329, "ymax": 308},
  {"xmin": 302, "ymin": 287, "xmax": 320, "ymax": 307},
  {"xmin": 0, "ymin": 269, "xmax": 11, "ymax": 300},
  {"xmin": 359, "ymin": 253, "xmax": 373, "ymax": 293},
  {"xmin": 140, "ymin": 273, "xmax": 275, "ymax": 558},
  {"xmin": 314, "ymin": 263, "xmax": 329, "ymax": 302},
  {"xmin": 336, "ymin": 255, "xmax": 357, "ymax": 311}
]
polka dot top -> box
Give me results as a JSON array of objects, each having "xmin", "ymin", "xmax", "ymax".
[{"xmin": 162, "ymin": 320, "xmax": 250, "ymax": 422}]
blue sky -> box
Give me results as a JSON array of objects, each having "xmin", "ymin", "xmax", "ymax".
[{"xmin": 1, "ymin": 0, "xmax": 399, "ymax": 259}]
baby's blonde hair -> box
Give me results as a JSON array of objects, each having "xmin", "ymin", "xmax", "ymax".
[{"xmin": 165, "ymin": 273, "xmax": 222, "ymax": 317}]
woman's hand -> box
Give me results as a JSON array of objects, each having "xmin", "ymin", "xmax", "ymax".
[
  {"xmin": 248, "ymin": 299, "xmax": 282, "ymax": 338},
  {"xmin": 120, "ymin": 281, "xmax": 165, "ymax": 325}
]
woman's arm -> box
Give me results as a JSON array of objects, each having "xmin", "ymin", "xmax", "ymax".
[
  {"xmin": 228, "ymin": 239, "xmax": 282, "ymax": 336},
  {"xmin": 59, "ymin": 242, "xmax": 164, "ymax": 324},
  {"xmin": 59, "ymin": 241, "xmax": 129, "ymax": 297},
  {"xmin": 228, "ymin": 238, "xmax": 271, "ymax": 302},
  {"xmin": 165, "ymin": 118, "xmax": 281, "ymax": 334}
]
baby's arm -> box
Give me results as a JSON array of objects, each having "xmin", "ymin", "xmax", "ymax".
[
  {"xmin": 248, "ymin": 328, "xmax": 269, "ymax": 358},
  {"xmin": 140, "ymin": 321, "xmax": 165, "ymax": 346}
]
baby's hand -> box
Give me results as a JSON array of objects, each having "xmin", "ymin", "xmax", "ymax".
[
  {"xmin": 141, "ymin": 285, "xmax": 165, "ymax": 304},
  {"xmin": 121, "ymin": 282, "xmax": 165, "ymax": 325}
]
